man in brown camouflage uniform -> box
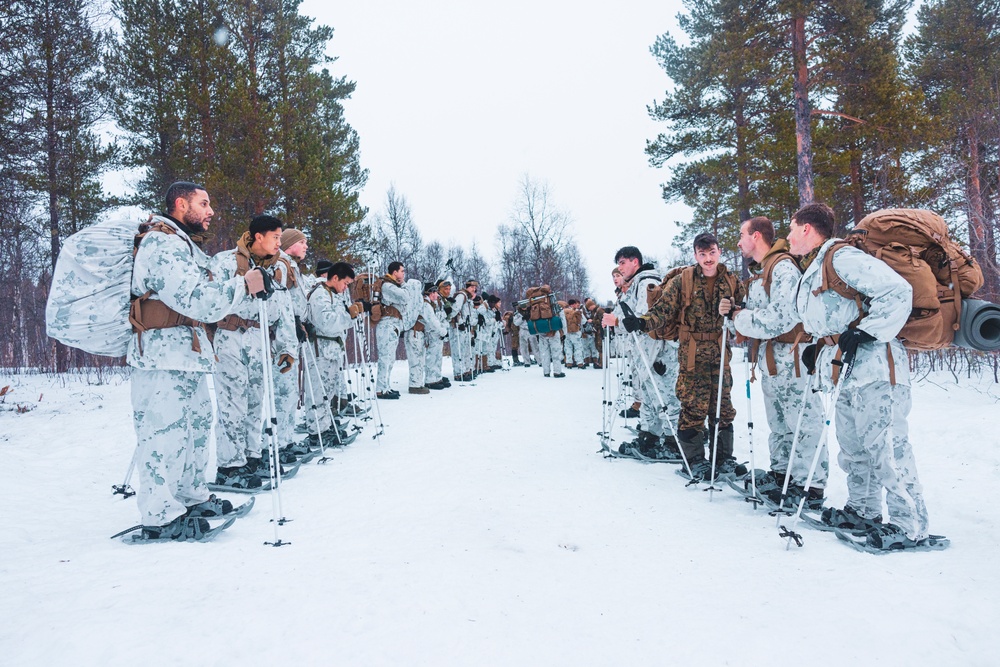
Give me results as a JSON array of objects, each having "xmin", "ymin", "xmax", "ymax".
[{"xmin": 621, "ymin": 233, "xmax": 746, "ymax": 479}]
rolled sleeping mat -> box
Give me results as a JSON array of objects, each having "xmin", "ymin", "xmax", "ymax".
[{"xmin": 953, "ymin": 299, "xmax": 1000, "ymax": 351}]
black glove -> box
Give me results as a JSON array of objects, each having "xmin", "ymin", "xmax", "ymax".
[
  {"xmin": 621, "ymin": 316, "xmax": 647, "ymax": 333},
  {"xmin": 838, "ymin": 328, "xmax": 876, "ymax": 366},
  {"xmin": 477, "ymin": 314, "xmax": 485, "ymax": 327},
  {"xmin": 458, "ymin": 323, "xmax": 467, "ymax": 332},
  {"xmin": 652, "ymin": 360, "xmax": 666, "ymax": 375},
  {"xmin": 361, "ymin": 299, "xmax": 373, "ymax": 313},
  {"xmin": 471, "ymin": 336, "xmax": 477, "ymax": 346},
  {"xmin": 802, "ymin": 343, "xmax": 817, "ymax": 375},
  {"xmin": 249, "ymin": 267, "xmax": 275, "ymax": 300},
  {"xmin": 494, "ymin": 310, "xmax": 502, "ymax": 322},
  {"xmin": 295, "ymin": 316, "xmax": 307, "ymax": 343}
]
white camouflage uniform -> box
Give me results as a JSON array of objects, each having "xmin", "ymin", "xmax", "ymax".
[
  {"xmin": 273, "ymin": 251, "xmax": 307, "ymax": 446},
  {"xmin": 126, "ymin": 215, "xmax": 244, "ymax": 526},
  {"xmin": 448, "ymin": 289, "xmax": 475, "ymax": 377},
  {"xmin": 211, "ymin": 243, "xmax": 296, "ymax": 469},
  {"xmin": 424, "ymin": 296, "xmax": 447, "ymax": 383},
  {"xmin": 305, "ymin": 282, "xmax": 354, "ymax": 434},
  {"xmin": 614, "ymin": 265, "xmax": 681, "ymax": 440},
  {"xmin": 796, "ymin": 238, "xmax": 929, "ymax": 540},
  {"xmin": 406, "ymin": 295, "xmax": 446, "ymax": 388},
  {"xmin": 514, "ymin": 312, "xmax": 538, "ymax": 364},
  {"xmin": 734, "ymin": 248, "xmax": 827, "ymax": 488},
  {"xmin": 563, "ymin": 307, "xmax": 587, "ymax": 366},
  {"xmin": 376, "ymin": 276, "xmax": 408, "ymax": 392},
  {"xmin": 537, "ymin": 309, "xmax": 566, "ymax": 375}
]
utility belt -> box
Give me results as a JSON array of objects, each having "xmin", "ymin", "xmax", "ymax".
[
  {"xmin": 748, "ymin": 325, "xmax": 813, "ymax": 380},
  {"xmin": 812, "ymin": 332, "xmax": 898, "ymax": 386},
  {"xmin": 313, "ymin": 333, "xmax": 344, "ymax": 357},
  {"xmin": 678, "ymin": 327, "xmax": 723, "ymax": 371},
  {"xmin": 380, "ymin": 304, "xmax": 402, "ymax": 320},
  {"xmin": 413, "ymin": 320, "xmax": 425, "ymax": 333},
  {"xmin": 129, "ymin": 292, "xmax": 206, "ymax": 355},
  {"xmin": 216, "ymin": 313, "xmax": 260, "ymax": 333}
]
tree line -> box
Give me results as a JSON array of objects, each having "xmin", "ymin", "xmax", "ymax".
[
  {"xmin": 648, "ymin": 0, "xmax": 1000, "ymax": 297},
  {"xmin": 1, "ymin": 0, "xmax": 366, "ymax": 370}
]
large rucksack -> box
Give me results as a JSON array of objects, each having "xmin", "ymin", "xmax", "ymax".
[
  {"xmin": 523, "ymin": 285, "xmax": 563, "ymax": 335},
  {"xmin": 46, "ymin": 215, "xmax": 195, "ymax": 357},
  {"xmin": 817, "ymin": 208, "xmax": 984, "ymax": 351},
  {"xmin": 564, "ymin": 308, "xmax": 583, "ymax": 333}
]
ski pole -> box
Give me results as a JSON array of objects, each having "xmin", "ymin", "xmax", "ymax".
[
  {"xmin": 771, "ymin": 370, "xmax": 819, "ymax": 523},
  {"xmin": 619, "ymin": 303, "xmax": 694, "ymax": 480},
  {"xmin": 112, "ymin": 447, "xmax": 138, "ymax": 499},
  {"xmin": 258, "ymin": 297, "xmax": 289, "ymax": 547},
  {"xmin": 743, "ymin": 346, "xmax": 761, "ymax": 509},
  {"xmin": 705, "ymin": 324, "xmax": 729, "ymax": 500},
  {"xmin": 780, "ymin": 366, "xmax": 847, "ymax": 550},
  {"xmin": 299, "ymin": 342, "xmax": 330, "ymax": 462}
]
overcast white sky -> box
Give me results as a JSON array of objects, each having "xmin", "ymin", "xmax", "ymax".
[{"xmin": 301, "ymin": 0, "xmax": 691, "ymax": 300}]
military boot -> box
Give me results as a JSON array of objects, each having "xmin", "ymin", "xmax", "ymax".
[{"xmin": 677, "ymin": 427, "xmax": 706, "ymax": 467}]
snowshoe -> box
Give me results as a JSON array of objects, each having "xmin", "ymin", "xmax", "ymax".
[
  {"xmin": 210, "ymin": 464, "xmax": 265, "ymax": 493},
  {"xmin": 187, "ymin": 495, "xmax": 255, "ymax": 519},
  {"xmin": 675, "ymin": 459, "xmax": 712, "ymax": 482},
  {"xmin": 117, "ymin": 514, "xmax": 236, "ymax": 544},
  {"xmin": 619, "ymin": 405, "xmax": 640, "ymax": 419},
  {"xmin": 836, "ymin": 524, "xmax": 950, "ymax": 554},
  {"xmin": 819, "ymin": 506, "xmax": 882, "ymax": 534}
]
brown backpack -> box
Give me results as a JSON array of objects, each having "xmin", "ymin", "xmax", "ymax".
[
  {"xmin": 817, "ymin": 208, "xmax": 984, "ymax": 351},
  {"xmin": 525, "ymin": 285, "xmax": 556, "ymax": 321},
  {"xmin": 565, "ymin": 308, "xmax": 582, "ymax": 333},
  {"xmin": 646, "ymin": 267, "xmax": 686, "ymax": 340}
]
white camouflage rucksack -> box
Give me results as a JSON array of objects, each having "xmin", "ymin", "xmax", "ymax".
[
  {"xmin": 45, "ymin": 216, "xmax": 145, "ymax": 357},
  {"xmin": 401, "ymin": 278, "xmax": 423, "ymax": 331}
]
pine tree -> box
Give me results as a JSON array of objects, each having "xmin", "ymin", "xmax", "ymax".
[{"xmin": 906, "ymin": 0, "xmax": 1000, "ymax": 298}]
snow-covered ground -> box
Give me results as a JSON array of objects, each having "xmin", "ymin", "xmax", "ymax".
[{"xmin": 2, "ymin": 356, "xmax": 999, "ymax": 666}]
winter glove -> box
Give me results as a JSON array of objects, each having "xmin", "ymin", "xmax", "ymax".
[
  {"xmin": 458, "ymin": 323, "xmax": 467, "ymax": 332},
  {"xmin": 348, "ymin": 302, "xmax": 364, "ymax": 319},
  {"xmin": 494, "ymin": 310, "xmax": 502, "ymax": 322},
  {"xmin": 277, "ymin": 353, "xmax": 295, "ymax": 374},
  {"xmin": 477, "ymin": 314, "xmax": 486, "ymax": 327},
  {"xmin": 246, "ymin": 267, "xmax": 274, "ymax": 300},
  {"xmin": 471, "ymin": 335, "xmax": 477, "ymax": 346},
  {"xmin": 295, "ymin": 316, "xmax": 307, "ymax": 343},
  {"xmin": 360, "ymin": 299, "xmax": 373, "ymax": 313},
  {"xmin": 838, "ymin": 328, "xmax": 876, "ymax": 366},
  {"xmin": 802, "ymin": 343, "xmax": 817, "ymax": 375},
  {"xmin": 652, "ymin": 360, "xmax": 666, "ymax": 375},
  {"xmin": 621, "ymin": 315, "xmax": 647, "ymax": 333}
]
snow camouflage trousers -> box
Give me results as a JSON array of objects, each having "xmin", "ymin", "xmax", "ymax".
[
  {"xmin": 376, "ymin": 317, "xmax": 402, "ymax": 392},
  {"xmin": 760, "ymin": 345, "xmax": 828, "ymax": 488},
  {"xmin": 131, "ymin": 369, "xmax": 211, "ymax": 526},
  {"xmin": 425, "ymin": 332, "xmax": 444, "ymax": 382},
  {"xmin": 836, "ymin": 381, "xmax": 929, "ymax": 540},
  {"xmin": 405, "ymin": 329, "xmax": 426, "ymax": 387},
  {"xmin": 538, "ymin": 334, "xmax": 563, "ymax": 374},
  {"xmin": 676, "ymin": 341, "xmax": 736, "ymax": 432},
  {"xmin": 639, "ymin": 342, "xmax": 681, "ymax": 438},
  {"xmin": 519, "ymin": 329, "xmax": 538, "ymax": 363},
  {"xmin": 214, "ymin": 327, "xmax": 267, "ymax": 467},
  {"xmin": 581, "ymin": 336, "xmax": 599, "ymax": 363},
  {"xmin": 273, "ymin": 351, "xmax": 298, "ymax": 446},
  {"xmin": 451, "ymin": 325, "xmax": 474, "ymax": 376},
  {"xmin": 564, "ymin": 331, "xmax": 586, "ymax": 366},
  {"xmin": 302, "ymin": 340, "xmax": 341, "ymax": 435}
]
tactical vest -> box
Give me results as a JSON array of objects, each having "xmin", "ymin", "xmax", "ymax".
[
  {"xmin": 128, "ymin": 220, "xmax": 209, "ymax": 355},
  {"xmin": 745, "ymin": 243, "xmax": 812, "ymax": 379}
]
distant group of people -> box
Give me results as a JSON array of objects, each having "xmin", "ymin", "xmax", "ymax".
[{"xmin": 602, "ymin": 203, "xmax": 932, "ymax": 552}]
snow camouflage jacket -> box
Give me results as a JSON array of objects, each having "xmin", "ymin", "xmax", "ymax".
[
  {"xmin": 419, "ymin": 297, "xmax": 447, "ymax": 338},
  {"xmin": 127, "ymin": 216, "xmax": 245, "ymax": 372},
  {"xmin": 796, "ymin": 238, "xmax": 912, "ymax": 392},
  {"xmin": 450, "ymin": 289, "xmax": 474, "ymax": 327},
  {"xmin": 379, "ymin": 275, "xmax": 408, "ymax": 321},
  {"xmin": 734, "ymin": 245, "xmax": 805, "ymax": 377},
  {"xmin": 308, "ymin": 283, "xmax": 353, "ymax": 355},
  {"xmin": 277, "ymin": 250, "xmax": 307, "ymax": 320},
  {"xmin": 211, "ymin": 245, "xmax": 297, "ymax": 361},
  {"xmin": 614, "ymin": 263, "xmax": 665, "ymax": 362}
]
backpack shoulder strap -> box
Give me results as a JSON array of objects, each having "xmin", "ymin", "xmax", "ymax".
[
  {"xmin": 759, "ymin": 252, "xmax": 797, "ymax": 297},
  {"xmin": 679, "ymin": 266, "xmax": 696, "ymax": 326},
  {"xmin": 134, "ymin": 220, "xmax": 192, "ymax": 257},
  {"xmin": 815, "ymin": 241, "xmax": 862, "ymax": 301},
  {"xmin": 275, "ymin": 256, "xmax": 296, "ymax": 287}
]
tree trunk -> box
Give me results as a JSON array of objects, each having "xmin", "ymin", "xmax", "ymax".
[
  {"xmin": 966, "ymin": 126, "xmax": 999, "ymax": 299},
  {"xmin": 792, "ymin": 15, "xmax": 813, "ymax": 207}
]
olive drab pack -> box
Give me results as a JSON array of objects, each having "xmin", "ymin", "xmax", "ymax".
[
  {"xmin": 46, "ymin": 215, "xmax": 202, "ymax": 357},
  {"xmin": 369, "ymin": 277, "xmax": 403, "ymax": 323},
  {"xmin": 817, "ymin": 208, "xmax": 985, "ymax": 351},
  {"xmin": 523, "ymin": 285, "xmax": 563, "ymax": 335}
]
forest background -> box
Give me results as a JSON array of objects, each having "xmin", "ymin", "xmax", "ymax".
[{"xmin": 1, "ymin": 0, "xmax": 998, "ymax": 371}]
